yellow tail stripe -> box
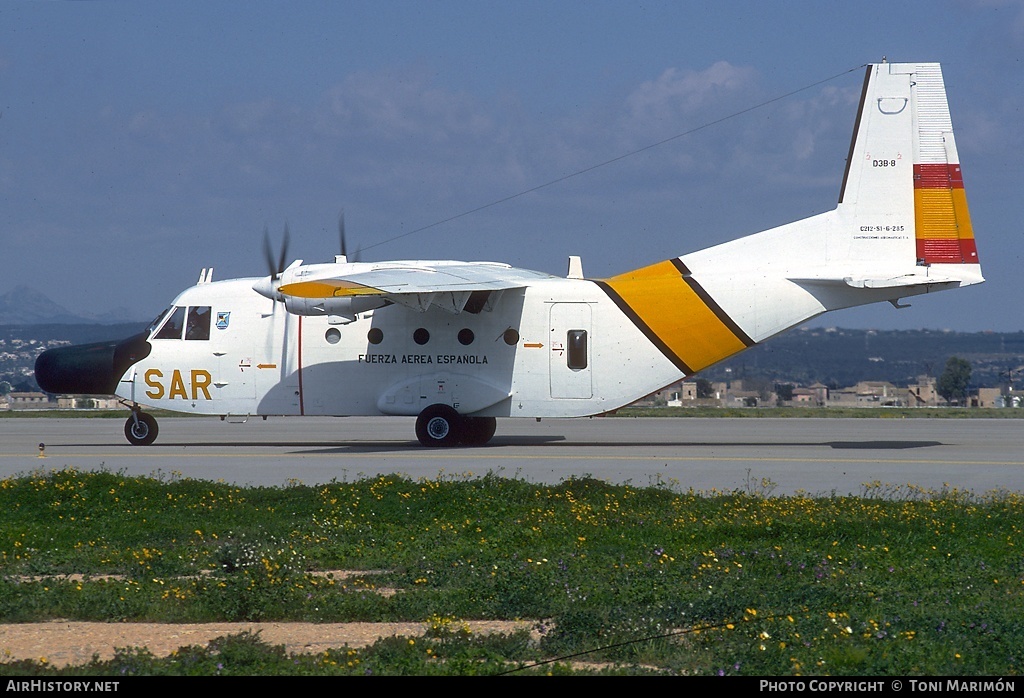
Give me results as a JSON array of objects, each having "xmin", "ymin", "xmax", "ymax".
[{"xmin": 914, "ymin": 188, "xmax": 974, "ymax": 241}]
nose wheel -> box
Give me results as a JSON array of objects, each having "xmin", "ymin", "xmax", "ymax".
[{"xmin": 124, "ymin": 411, "xmax": 159, "ymax": 446}]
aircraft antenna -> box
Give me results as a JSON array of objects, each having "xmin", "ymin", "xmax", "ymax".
[{"xmin": 361, "ymin": 62, "xmax": 869, "ymax": 255}]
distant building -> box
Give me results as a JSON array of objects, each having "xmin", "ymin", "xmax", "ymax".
[
  {"xmin": 789, "ymin": 383, "xmax": 828, "ymax": 406},
  {"xmin": 7, "ymin": 392, "xmax": 53, "ymax": 409},
  {"xmin": 55, "ymin": 395, "xmax": 123, "ymax": 410},
  {"xmin": 828, "ymin": 381, "xmax": 903, "ymax": 407},
  {"xmin": 636, "ymin": 380, "xmax": 722, "ymax": 408},
  {"xmin": 907, "ymin": 375, "xmax": 941, "ymax": 407},
  {"xmin": 974, "ymin": 387, "xmax": 1002, "ymax": 408},
  {"xmin": 631, "ymin": 373, "xmax": 1019, "ymax": 411}
]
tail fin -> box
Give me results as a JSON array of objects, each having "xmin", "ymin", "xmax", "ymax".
[
  {"xmin": 600, "ymin": 62, "xmax": 983, "ymax": 376},
  {"xmin": 838, "ymin": 62, "xmax": 980, "ymax": 269}
]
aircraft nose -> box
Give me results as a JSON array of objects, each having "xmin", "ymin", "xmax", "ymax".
[{"xmin": 34, "ymin": 332, "xmax": 151, "ymax": 396}]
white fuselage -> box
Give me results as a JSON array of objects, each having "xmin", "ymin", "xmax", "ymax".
[{"xmin": 116, "ymin": 276, "xmax": 681, "ymax": 419}]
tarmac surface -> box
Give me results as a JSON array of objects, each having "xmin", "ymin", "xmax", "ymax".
[{"xmin": 2, "ymin": 414, "xmax": 1023, "ymax": 496}]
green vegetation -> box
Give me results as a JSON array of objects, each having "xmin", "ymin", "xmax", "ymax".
[
  {"xmin": 938, "ymin": 357, "xmax": 974, "ymax": 406},
  {"xmin": 0, "ymin": 409, "xmax": 183, "ymax": 420},
  {"xmin": 616, "ymin": 406, "xmax": 1024, "ymax": 419},
  {"xmin": 1, "ymin": 468, "xmax": 1022, "ymax": 676},
  {"xmin": 4, "ymin": 406, "xmax": 1024, "ymax": 421}
]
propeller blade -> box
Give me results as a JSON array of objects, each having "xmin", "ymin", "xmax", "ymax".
[
  {"xmin": 338, "ymin": 208, "xmax": 362, "ymax": 262},
  {"xmin": 262, "ymin": 225, "xmax": 277, "ymax": 278},
  {"xmin": 278, "ymin": 223, "xmax": 290, "ymax": 277},
  {"xmin": 261, "ymin": 222, "xmax": 291, "ymax": 288},
  {"xmin": 342, "ymin": 210, "xmax": 350, "ymax": 259}
]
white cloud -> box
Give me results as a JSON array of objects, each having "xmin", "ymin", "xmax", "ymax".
[
  {"xmin": 624, "ymin": 61, "xmax": 758, "ymax": 125},
  {"xmin": 321, "ymin": 70, "xmax": 493, "ymax": 143}
]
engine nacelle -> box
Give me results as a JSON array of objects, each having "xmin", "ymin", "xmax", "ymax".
[{"xmin": 282, "ymin": 294, "xmax": 388, "ymax": 319}]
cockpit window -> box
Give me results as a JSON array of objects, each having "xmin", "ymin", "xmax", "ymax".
[
  {"xmin": 146, "ymin": 306, "xmax": 173, "ymax": 336},
  {"xmin": 153, "ymin": 306, "xmax": 214, "ymax": 341},
  {"xmin": 153, "ymin": 306, "xmax": 186, "ymax": 340},
  {"xmin": 185, "ymin": 306, "xmax": 212, "ymax": 340}
]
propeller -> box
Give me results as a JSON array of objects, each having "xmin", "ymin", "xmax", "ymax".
[
  {"xmin": 338, "ymin": 209, "xmax": 361, "ymax": 263},
  {"xmin": 263, "ymin": 222, "xmax": 291, "ymax": 280},
  {"xmin": 253, "ymin": 223, "xmax": 292, "ymax": 303}
]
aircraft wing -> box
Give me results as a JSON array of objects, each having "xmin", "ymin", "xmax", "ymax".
[{"xmin": 276, "ymin": 261, "xmax": 556, "ymax": 314}]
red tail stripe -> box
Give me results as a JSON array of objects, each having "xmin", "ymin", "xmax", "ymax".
[
  {"xmin": 914, "ymin": 163, "xmax": 964, "ymax": 189},
  {"xmin": 916, "ymin": 238, "xmax": 978, "ymax": 264}
]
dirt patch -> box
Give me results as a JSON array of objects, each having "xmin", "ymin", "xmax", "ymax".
[{"xmin": 0, "ymin": 620, "xmax": 536, "ymax": 668}]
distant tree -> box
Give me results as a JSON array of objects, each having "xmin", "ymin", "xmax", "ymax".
[
  {"xmin": 775, "ymin": 383, "xmax": 795, "ymax": 403},
  {"xmin": 937, "ymin": 356, "xmax": 972, "ymax": 405},
  {"xmin": 696, "ymin": 378, "xmax": 713, "ymax": 399},
  {"xmin": 744, "ymin": 377, "xmax": 773, "ymax": 403}
]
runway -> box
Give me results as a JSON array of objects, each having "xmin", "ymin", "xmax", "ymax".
[{"xmin": 1, "ymin": 415, "xmax": 1023, "ymax": 496}]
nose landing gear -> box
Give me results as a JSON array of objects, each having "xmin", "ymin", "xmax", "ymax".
[{"xmin": 124, "ymin": 410, "xmax": 159, "ymax": 446}]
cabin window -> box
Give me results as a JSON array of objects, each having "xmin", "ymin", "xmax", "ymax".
[
  {"xmin": 154, "ymin": 306, "xmax": 186, "ymax": 340},
  {"xmin": 413, "ymin": 328, "xmax": 430, "ymax": 345},
  {"xmin": 458, "ymin": 328, "xmax": 475, "ymax": 346},
  {"xmin": 567, "ymin": 329, "xmax": 588, "ymax": 369},
  {"xmin": 185, "ymin": 306, "xmax": 212, "ymax": 340}
]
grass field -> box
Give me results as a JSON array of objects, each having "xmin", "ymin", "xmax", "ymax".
[
  {"xmin": 1, "ymin": 467, "xmax": 1021, "ymax": 676},
  {"xmin": 3, "ymin": 405, "xmax": 1024, "ymax": 420},
  {"xmin": 616, "ymin": 406, "xmax": 1024, "ymax": 419}
]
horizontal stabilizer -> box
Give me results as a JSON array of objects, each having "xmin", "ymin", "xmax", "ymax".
[{"xmin": 789, "ymin": 271, "xmax": 979, "ymax": 290}]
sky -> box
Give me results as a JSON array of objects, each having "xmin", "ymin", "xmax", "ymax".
[{"xmin": 1, "ymin": 0, "xmax": 1022, "ymax": 331}]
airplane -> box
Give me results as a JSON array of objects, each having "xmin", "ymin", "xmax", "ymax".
[{"xmin": 34, "ymin": 61, "xmax": 983, "ymax": 447}]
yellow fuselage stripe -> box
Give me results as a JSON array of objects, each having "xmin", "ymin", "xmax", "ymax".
[{"xmin": 600, "ymin": 260, "xmax": 752, "ymax": 375}]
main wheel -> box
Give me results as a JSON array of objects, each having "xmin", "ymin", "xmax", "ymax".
[
  {"xmin": 459, "ymin": 416, "xmax": 496, "ymax": 446},
  {"xmin": 124, "ymin": 412, "xmax": 159, "ymax": 446},
  {"xmin": 415, "ymin": 404, "xmax": 461, "ymax": 447}
]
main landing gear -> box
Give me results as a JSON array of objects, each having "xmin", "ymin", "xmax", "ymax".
[
  {"xmin": 124, "ymin": 410, "xmax": 159, "ymax": 446},
  {"xmin": 415, "ymin": 404, "xmax": 496, "ymax": 447},
  {"xmin": 121, "ymin": 404, "xmax": 491, "ymax": 447}
]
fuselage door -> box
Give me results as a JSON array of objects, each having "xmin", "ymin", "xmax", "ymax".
[
  {"xmin": 210, "ymin": 307, "xmax": 257, "ymax": 411},
  {"xmin": 549, "ymin": 302, "xmax": 593, "ymax": 399}
]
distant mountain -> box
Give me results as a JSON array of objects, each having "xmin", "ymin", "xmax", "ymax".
[{"xmin": 0, "ymin": 286, "xmax": 144, "ymax": 325}]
